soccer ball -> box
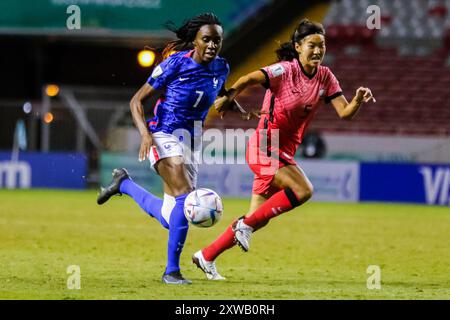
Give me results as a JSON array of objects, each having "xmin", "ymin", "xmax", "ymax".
[{"xmin": 184, "ymin": 188, "xmax": 223, "ymax": 228}]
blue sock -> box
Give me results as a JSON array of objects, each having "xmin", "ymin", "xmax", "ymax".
[
  {"xmin": 119, "ymin": 179, "xmax": 169, "ymax": 229},
  {"xmin": 165, "ymin": 193, "xmax": 189, "ymax": 275}
]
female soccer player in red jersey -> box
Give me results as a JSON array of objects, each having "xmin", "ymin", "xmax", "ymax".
[{"xmin": 192, "ymin": 19, "xmax": 376, "ymax": 280}]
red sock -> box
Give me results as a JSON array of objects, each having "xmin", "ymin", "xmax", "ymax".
[
  {"xmin": 202, "ymin": 189, "xmax": 301, "ymax": 261},
  {"xmin": 202, "ymin": 223, "xmax": 237, "ymax": 261},
  {"xmin": 243, "ymin": 188, "xmax": 300, "ymax": 229}
]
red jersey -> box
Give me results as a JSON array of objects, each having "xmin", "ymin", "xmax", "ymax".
[{"xmin": 252, "ymin": 58, "xmax": 342, "ymax": 158}]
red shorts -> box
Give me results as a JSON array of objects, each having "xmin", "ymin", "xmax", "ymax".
[{"xmin": 246, "ymin": 134, "xmax": 297, "ymax": 196}]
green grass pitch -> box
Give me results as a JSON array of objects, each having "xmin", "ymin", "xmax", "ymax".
[{"xmin": 1, "ymin": 189, "xmax": 449, "ymax": 300}]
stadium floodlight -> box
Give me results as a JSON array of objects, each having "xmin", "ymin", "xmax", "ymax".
[
  {"xmin": 44, "ymin": 112, "xmax": 54, "ymax": 124},
  {"xmin": 138, "ymin": 50, "xmax": 156, "ymax": 67},
  {"xmin": 23, "ymin": 102, "xmax": 32, "ymax": 114},
  {"xmin": 46, "ymin": 84, "xmax": 59, "ymax": 97}
]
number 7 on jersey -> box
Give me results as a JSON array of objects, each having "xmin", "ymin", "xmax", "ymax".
[{"xmin": 193, "ymin": 90, "xmax": 204, "ymax": 108}]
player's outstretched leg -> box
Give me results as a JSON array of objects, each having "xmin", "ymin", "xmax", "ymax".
[
  {"xmin": 162, "ymin": 193, "xmax": 192, "ymax": 285},
  {"xmin": 119, "ymin": 178, "xmax": 169, "ymax": 229},
  {"xmin": 234, "ymin": 188, "xmax": 302, "ymax": 252},
  {"xmin": 97, "ymin": 168, "xmax": 130, "ymax": 205},
  {"xmin": 192, "ymin": 250, "xmax": 226, "ymax": 280},
  {"xmin": 97, "ymin": 168, "xmax": 170, "ymax": 228}
]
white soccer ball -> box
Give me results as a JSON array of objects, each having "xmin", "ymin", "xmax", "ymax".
[{"xmin": 184, "ymin": 188, "xmax": 223, "ymax": 228}]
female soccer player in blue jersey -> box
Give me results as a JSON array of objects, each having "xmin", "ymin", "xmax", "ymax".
[{"xmin": 97, "ymin": 13, "xmax": 229, "ymax": 284}]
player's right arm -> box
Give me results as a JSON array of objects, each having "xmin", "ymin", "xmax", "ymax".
[
  {"xmin": 130, "ymin": 54, "xmax": 178, "ymax": 160},
  {"xmin": 130, "ymin": 83, "xmax": 156, "ymax": 162},
  {"xmin": 214, "ymin": 70, "xmax": 267, "ymax": 118}
]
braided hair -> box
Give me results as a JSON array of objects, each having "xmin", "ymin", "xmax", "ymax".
[
  {"xmin": 275, "ymin": 18, "xmax": 325, "ymax": 61},
  {"xmin": 161, "ymin": 13, "xmax": 222, "ymax": 59}
]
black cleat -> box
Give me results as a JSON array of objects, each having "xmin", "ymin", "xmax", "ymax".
[
  {"xmin": 97, "ymin": 168, "xmax": 130, "ymax": 205},
  {"xmin": 162, "ymin": 271, "xmax": 192, "ymax": 285}
]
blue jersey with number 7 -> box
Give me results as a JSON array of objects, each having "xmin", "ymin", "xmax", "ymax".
[{"xmin": 147, "ymin": 50, "xmax": 229, "ymax": 136}]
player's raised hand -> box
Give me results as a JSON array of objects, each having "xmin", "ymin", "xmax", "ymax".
[
  {"xmin": 139, "ymin": 133, "xmax": 154, "ymax": 162},
  {"xmin": 356, "ymin": 87, "xmax": 376, "ymax": 103}
]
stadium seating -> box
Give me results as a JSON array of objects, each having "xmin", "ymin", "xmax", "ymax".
[{"xmin": 209, "ymin": 0, "xmax": 450, "ymax": 137}]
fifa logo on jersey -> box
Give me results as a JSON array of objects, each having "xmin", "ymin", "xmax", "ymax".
[
  {"xmin": 319, "ymin": 89, "xmax": 325, "ymax": 98},
  {"xmin": 213, "ymin": 78, "xmax": 218, "ymax": 88},
  {"xmin": 269, "ymin": 64, "xmax": 285, "ymax": 77},
  {"xmin": 151, "ymin": 65, "xmax": 163, "ymax": 79}
]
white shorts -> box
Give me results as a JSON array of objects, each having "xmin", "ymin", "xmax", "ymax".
[{"xmin": 148, "ymin": 131, "xmax": 200, "ymax": 188}]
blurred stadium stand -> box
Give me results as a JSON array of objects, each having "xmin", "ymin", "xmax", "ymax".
[{"xmin": 316, "ymin": 0, "xmax": 450, "ymax": 136}]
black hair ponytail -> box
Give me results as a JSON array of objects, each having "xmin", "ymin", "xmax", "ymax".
[
  {"xmin": 275, "ymin": 42, "xmax": 297, "ymax": 62},
  {"xmin": 275, "ymin": 18, "xmax": 325, "ymax": 61}
]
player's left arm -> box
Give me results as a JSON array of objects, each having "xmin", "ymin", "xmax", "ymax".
[
  {"xmin": 215, "ymin": 70, "xmax": 267, "ymax": 119},
  {"xmin": 331, "ymin": 87, "xmax": 376, "ymax": 120}
]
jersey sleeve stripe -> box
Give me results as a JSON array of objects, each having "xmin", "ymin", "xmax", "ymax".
[
  {"xmin": 260, "ymin": 69, "xmax": 270, "ymax": 89},
  {"xmin": 325, "ymin": 91, "xmax": 343, "ymax": 104}
]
